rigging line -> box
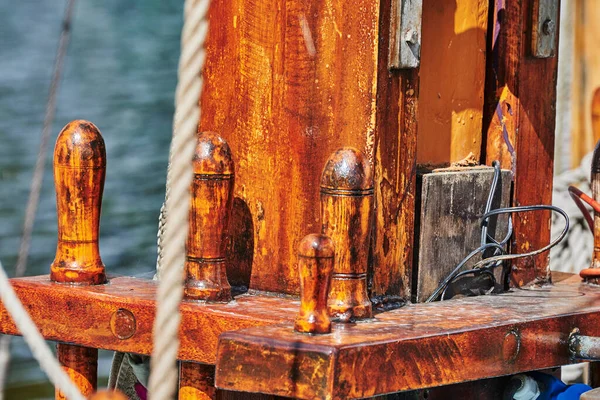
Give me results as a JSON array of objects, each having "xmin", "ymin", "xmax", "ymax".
[
  {"xmin": 0, "ymin": 1, "xmax": 77, "ymax": 397},
  {"xmin": 15, "ymin": 0, "xmax": 77, "ymax": 278},
  {"xmin": 0, "ymin": 259, "xmax": 84, "ymax": 400}
]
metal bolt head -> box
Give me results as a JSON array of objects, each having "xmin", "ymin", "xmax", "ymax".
[
  {"xmin": 110, "ymin": 308, "xmax": 136, "ymax": 340},
  {"xmin": 404, "ymin": 28, "xmax": 418, "ymax": 44},
  {"xmin": 542, "ymin": 19, "xmax": 555, "ymax": 36}
]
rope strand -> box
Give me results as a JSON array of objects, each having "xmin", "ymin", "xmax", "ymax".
[
  {"xmin": 148, "ymin": 0, "xmax": 209, "ymax": 398},
  {"xmin": 0, "ymin": 259, "xmax": 84, "ymax": 400}
]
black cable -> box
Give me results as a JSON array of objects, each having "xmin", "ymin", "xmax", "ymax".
[{"xmin": 425, "ymin": 162, "xmax": 570, "ymax": 303}]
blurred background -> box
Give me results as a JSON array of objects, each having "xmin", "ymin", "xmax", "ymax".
[
  {"xmin": 0, "ymin": 0, "xmax": 182, "ymax": 397},
  {"xmin": 1, "ymin": 0, "xmax": 600, "ymax": 398}
]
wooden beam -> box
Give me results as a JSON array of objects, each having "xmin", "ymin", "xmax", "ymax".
[
  {"xmin": 483, "ymin": 0, "xmax": 560, "ymax": 287},
  {"xmin": 370, "ymin": 0, "xmax": 419, "ymax": 303},
  {"xmin": 216, "ymin": 276, "xmax": 600, "ymax": 399},
  {"xmin": 0, "ymin": 276, "xmax": 295, "ymax": 364}
]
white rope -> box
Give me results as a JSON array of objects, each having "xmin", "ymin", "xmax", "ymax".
[
  {"xmin": 0, "ymin": 259, "xmax": 84, "ymax": 400},
  {"xmin": 551, "ymin": 151, "xmax": 594, "ymax": 273},
  {"xmin": 148, "ymin": 0, "xmax": 209, "ymax": 398}
]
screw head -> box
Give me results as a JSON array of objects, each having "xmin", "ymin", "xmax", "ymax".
[
  {"xmin": 542, "ymin": 19, "xmax": 555, "ymax": 36},
  {"xmin": 404, "ymin": 29, "xmax": 418, "ymax": 44},
  {"xmin": 110, "ymin": 308, "xmax": 136, "ymax": 340}
]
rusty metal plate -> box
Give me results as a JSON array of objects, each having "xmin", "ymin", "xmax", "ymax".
[
  {"xmin": 532, "ymin": 0, "xmax": 559, "ymax": 58},
  {"xmin": 389, "ymin": 0, "xmax": 423, "ymax": 69}
]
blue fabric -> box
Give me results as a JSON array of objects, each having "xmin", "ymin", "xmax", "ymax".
[{"xmin": 529, "ymin": 372, "xmax": 591, "ymax": 400}]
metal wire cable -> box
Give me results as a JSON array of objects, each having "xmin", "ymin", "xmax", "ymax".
[{"xmin": 426, "ymin": 162, "xmax": 570, "ymax": 303}]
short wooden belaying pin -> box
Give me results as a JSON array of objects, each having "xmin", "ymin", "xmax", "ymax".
[
  {"xmin": 184, "ymin": 132, "xmax": 234, "ymax": 302},
  {"xmin": 51, "ymin": 120, "xmax": 106, "ymax": 285},
  {"xmin": 320, "ymin": 147, "xmax": 374, "ymax": 321},
  {"xmin": 295, "ymin": 234, "xmax": 334, "ymax": 334}
]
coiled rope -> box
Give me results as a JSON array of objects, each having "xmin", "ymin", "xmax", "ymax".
[{"xmin": 148, "ymin": 0, "xmax": 210, "ymax": 399}]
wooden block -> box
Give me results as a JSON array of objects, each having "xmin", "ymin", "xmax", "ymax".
[
  {"xmin": 215, "ymin": 276, "xmax": 600, "ymax": 399},
  {"xmin": 415, "ymin": 167, "xmax": 511, "ymax": 302}
]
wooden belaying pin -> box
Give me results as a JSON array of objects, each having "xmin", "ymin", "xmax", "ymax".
[
  {"xmin": 295, "ymin": 234, "xmax": 334, "ymax": 334},
  {"xmin": 51, "ymin": 120, "xmax": 107, "ymax": 285},
  {"xmin": 51, "ymin": 120, "xmax": 106, "ymax": 399},
  {"xmin": 184, "ymin": 132, "xmax": 234, "ymax": 302},
  {"xmin": 320, "ymin": 148, "xmax": 374, "ymax": 321}
]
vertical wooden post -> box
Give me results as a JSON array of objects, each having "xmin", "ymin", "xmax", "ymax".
[
  {"xmin": 321, "ymin": 148, "xmax": 374, "ymax": 321},
  {"xmin": 483, "ymin": 0, "xmax": 560, "ymax": 287},
  {"xmin": 180, "ymin": 132, "xmax": 235, "ymax": 399},
  {"xmin": 295, "ymin": 234, "xmax": 334, "ymax": 334},
  {"xmin": 52, "ymin": 120, "xmax": 106, "ymax": 399}
]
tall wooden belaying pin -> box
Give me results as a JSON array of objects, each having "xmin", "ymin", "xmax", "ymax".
[
  {"xmin": 51, "ymin": 120, "xmax": 107, "ymax": 285},
  {"xmin": 184, "ymin": 132, "xmax": 234, "ymax": 302},
  {"xmin": 320, "ymin": 147, "xmax": 374, "ymax": 321}
]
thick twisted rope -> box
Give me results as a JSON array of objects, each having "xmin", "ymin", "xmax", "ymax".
[
  {"xmin": 148, "ymin": 0, "xmax": 209, "ymax": 399},
  {"xmin": 0, "ymin": 259, "xmax": 84, "ymax": 400}
]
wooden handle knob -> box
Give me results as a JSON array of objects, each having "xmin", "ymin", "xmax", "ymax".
[
  {"xmin": 184, "ymin": 132, "xmax": 234, "ymax": 302},
  {"xmin": 320, "ymin": 148, "xmax": 374, "ymax": 321},
  {"xmin": 295, "ymin": 234, "xmax": 334, "ymax": 334},
  {"xmin": 51, "ymin": 120, "xmax": 106, "ymax": 285}
]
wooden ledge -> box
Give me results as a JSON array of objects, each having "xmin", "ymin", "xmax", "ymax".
[
  {"xmin": 215, "ymin": 276, "xmax": 600, "ymax": 399},
  {"xmin": 0, "ymin": 275, "xmax": 296, "ymax": 363}
]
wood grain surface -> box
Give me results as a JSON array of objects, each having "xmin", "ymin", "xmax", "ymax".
[
  {"xmin": 0, "ymin": 276, "xmax": 296, "ymax": 364},
  {"xmin": 216, "ymin": 276, "xmax": 600, "ymax": 399},
  {"xmin": 483, "ymin": 0, "xmax": 559, "ymax": 287}
]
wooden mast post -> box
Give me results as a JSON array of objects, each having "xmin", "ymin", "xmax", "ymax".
[
  {"xmin": 51, "ymin": 120, "xmax": 107, "ymax": 399},
  {"xmin": 179, "ymin": 132, "xmax": 235, "ymax": 399}
]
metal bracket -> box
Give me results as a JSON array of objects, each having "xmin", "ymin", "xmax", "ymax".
[
  {"xmin": 531, "ymin": 0, "xmax": 559, "ymax": 58},
  {"xmin": 389, "ymin": 0, "xmax": 423, "ymax": 69}
]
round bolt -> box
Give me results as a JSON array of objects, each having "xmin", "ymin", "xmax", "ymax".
[
  {"xmin": 502, "ymin": 330, "xmax": 521, "ymax": 363},
  {"xmin": 110, "ymin": 308, "xmax": 136, "ymax": 340},
  {"xmin": 404, "ymin": 29, "xmax": 418, "ymax": 44},
  {"xmin": 542, "ymin": 19, "xmax": 555, "ymax": 36}
]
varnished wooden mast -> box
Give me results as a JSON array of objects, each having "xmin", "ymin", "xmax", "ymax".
[{"xmin": 52, "ymin": 120, "xmax": 106, "ymax": 399}]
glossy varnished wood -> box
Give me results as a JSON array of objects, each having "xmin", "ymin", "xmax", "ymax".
[
  {"xmin": 51, "ymin": 120, "xmax": 106, "ymax": 285},
  {"xmin": 295, "ymin": 234, "xmax": 334, "ymax": 334},
  {"xmin": 51, "ymin": 120, "xmax": 106, "ymax": 399},
  {"xmin": 0, "ymin": 276, "xmax": 295, "ymax": 364},
  {"xmin": 184, "ymin": 132, "xmax": 234, "ymax": 302},
  {"xmin": 199, "ymin": 0, "xmax": 418, "ymax": 304},
  {"xmin": 321, "ymin": 149, "xmax": 374, "ymax": 321},
  {"xmin": 483, "ymin": 0, "xmax": 560, "ymax": 287},
  {"xmin": 371, "ymin": 0, "xmax": 419, "ymax": 303},
  {"xmin": 216, "ymin": 276, "xmax": 600, "ymax": 399},
  {"xmin": 56, "ymin": 344, "xmax": 97, "ymax": 399}
]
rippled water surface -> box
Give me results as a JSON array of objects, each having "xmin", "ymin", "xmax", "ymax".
[{"xmin": 0, "ymin": 1, "xmax": 182, "ymax": 397}]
